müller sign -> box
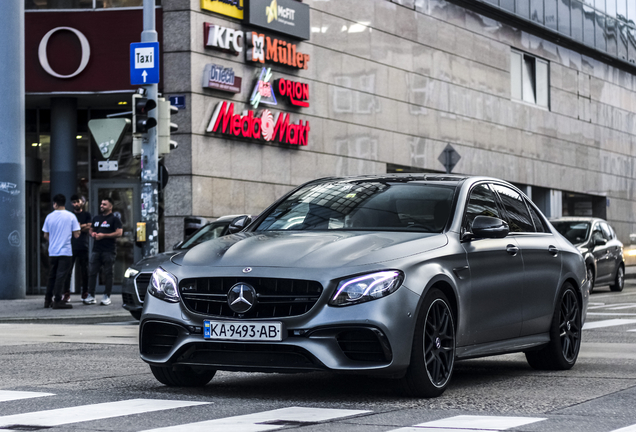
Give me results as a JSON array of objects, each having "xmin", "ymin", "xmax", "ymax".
[
  {"xmin": 246, "ymin": 32, "xmax": 309, "ymax": 69},
  {"xmin": 206, "ymin": 101, "xmax": 310, "ymax": 146}
]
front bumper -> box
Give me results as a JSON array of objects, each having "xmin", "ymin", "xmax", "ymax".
[
  {"xmin": 121, "ymin": 272, "xmax": 150, "ymax": 313},
  {"xmin": 139, "ymin": 283, "xmax": 421, "ymax": 375}
]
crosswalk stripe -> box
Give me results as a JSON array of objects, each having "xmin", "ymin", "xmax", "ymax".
[
  {"xmin": 583, "ymin": 319, "xmax": 636, "ymax": 330},
  {"xmin": 611, "ymin": 424, "xmax": 636, "ymax": 432},
  {"xmin": 0, "ymin": 399, "xmax": 209, "ymax": 428},
  {"xmin": 0, "ymin": 390, "xmax": 55, "ymax": 403},
  {"xmin": 139, "ymin": 406, "xmax": 371, "ymax": 432},
  {"xmin": 387, "ymin": 415, "xmax": 546, "ymax": 431}
]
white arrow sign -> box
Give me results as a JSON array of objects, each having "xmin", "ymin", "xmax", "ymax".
[{"xmin": 142, "ymin": 70, "xmax": 148, "ymax": 83}]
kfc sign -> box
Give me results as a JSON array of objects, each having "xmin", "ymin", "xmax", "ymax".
[
  {"xmin": 206, "ymin": 101, "xmax": 310, "ymax": 146},
  {"xmin": 204, "ymin": 23, "xmax": 243, "ymax": 54},
  {"xmin": 275, "ymin": 78, "xmax": 309, "ymax": 107},
  {"xmin": 246, "ymin": 32, "xmax": 309, "ymax": 69}
]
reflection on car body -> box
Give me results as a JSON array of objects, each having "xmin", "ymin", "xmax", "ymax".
[
  {"xmin": 140, "ymin": 175, "xmax": 589, "ymax": 397},
  {"xmin": 551, "ymin": 217, "xmax": 624, "ymax": 293}
]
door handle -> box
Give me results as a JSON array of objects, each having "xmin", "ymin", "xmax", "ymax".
[
  {"xmin": 548, "ymin": 245, "xmax": 559, "ymax": 256},
  {"xmin": 506, "ymin": 244, "xmax": 519, "ymax": 256}
]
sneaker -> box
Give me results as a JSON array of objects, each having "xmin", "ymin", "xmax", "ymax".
[
  {"xmin": 100, "ymin": 294, "xmax": 111, "ymax": 306},
  {"xmin": 62, "ymin": 292, "xmax": 71, "ymax": 303},
  {"xmin": 81, "ymin": 291, "xmax": 88, "ymax": 300},
  {"xmin": 52, "ymin": 301, "xmax": 73, "ymax": 309},
  {"xmin": 44, "ymin": 299, "xmax": 52, "ymax": 308},
  {"xmin": 83, "ymin": 294, "xmax": 96, "ymax": 305}
]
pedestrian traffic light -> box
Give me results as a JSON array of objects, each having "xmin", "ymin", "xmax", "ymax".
[
  {"xmin": 158, "ymin": 97, "xmax": 178, "ymax": 156},
  {"xmin": 132, "ymin": 94, "xmax": 157, "ymax": 134}
]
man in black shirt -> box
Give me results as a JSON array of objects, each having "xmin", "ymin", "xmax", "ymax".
[
  {"xmin": 84, "ymin": 197, "xmax": 123, "ymax": 306},
  {"xmin": 63, "ymin": 195, "xmax": 92, "ymax": 302}
]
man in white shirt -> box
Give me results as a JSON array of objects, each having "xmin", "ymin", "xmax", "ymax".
[{"xmin": 42, "ymin": 194, "xmax": 81, "ymax": 309}]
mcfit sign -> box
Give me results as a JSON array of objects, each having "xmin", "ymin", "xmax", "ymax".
[{"xmin": 247, "ymin": 0, "xmax": 310, "ymax": 40}]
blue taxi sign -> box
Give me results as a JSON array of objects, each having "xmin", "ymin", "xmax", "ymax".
[{"xmin": 130, "ymin": 42, "xmax": 159, "ymax": 85}]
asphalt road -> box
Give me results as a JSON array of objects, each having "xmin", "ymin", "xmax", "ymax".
[{"xmin": 0, "ymin": 283, "xmax": 634, "ymax": 432}]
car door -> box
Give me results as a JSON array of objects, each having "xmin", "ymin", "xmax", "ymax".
[
  {"xmin": 461, "ymin": 183, "xmax": 524, "ymax": 345},
  {"xmin": 600, "ymin": 222, "xmax": 622, "ymax": 277},
  {"xmin": 490, "ymin": 184, "xmax": 562, "ymax": 337},
  {"xmin": 592, "ymin": 223, "xmax": 612, "ymax": 281}
]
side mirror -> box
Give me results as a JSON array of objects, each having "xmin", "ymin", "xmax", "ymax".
[
  {"xmin": 228, "ymin": 215, "xmax": 252, "ymax": 234},
  {"xmin": 472, "ymin": 216, "xmax": 509, "ymax": 239},
  {"xmin": 594, "ymin": 236, "xmax": 607, "ymax": 246},
  {"xmin": 173, "ymin": 240, "xmax": 183, "ymax": 250}
]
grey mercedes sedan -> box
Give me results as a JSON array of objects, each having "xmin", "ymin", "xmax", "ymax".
[{"xmin": 140, "ymin": 175, "xmax": 589, "ymax": 397}]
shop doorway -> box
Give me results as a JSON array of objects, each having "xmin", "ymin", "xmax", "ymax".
[{"xmin": 90, "ymin": 181, "xmax": 141, "ymax": 291}]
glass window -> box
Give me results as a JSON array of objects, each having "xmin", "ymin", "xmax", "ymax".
[
  {"xmin": 531, "ymin": 0, "xmax": 545, "ymax": 23},
  {"xmin": 517, "ymin": 0, "xmax": 531, "ymax": 18},
  {"xmin": 26, "ymin": 0, "xmax": 157, "ymax": 9},
  {"xmin": 572, "ymin": 0, "xmax": 585, "ymax": 41},
  {"xmin": 511, "ymin": 51, "xmax": 523, "ymax": 100},
  {"xmin": 592, "ymin": 225, "xmax": 606, "ymax": 242},
  {"xmin": 559, "ymin": 0, "xmax": 572, "ymax": 36},
  {"xmin": 545, "ymin": 0, "xmax": 559, "ymax": 29},
  {"xmin": 628, "ymin": 24, "xmax": 636, "ymax": 63},
  {"xmin": 552, "ymin": 221, "xmax": 590, "ymax": 244},
  {"xmin": 501, "ymin": 0, "xmax": 516, "ymax": 12},
  {"xmin": 596, "ymin": 11, "xmax": 607, "ymax": 50},
  {"xmin": 607, "ymin": 0, "xmax": 617, "ymax": 17},
  {"xmin": 618, "ymin": 21, "xmax": 628, "ymax": 59},
  {"xmin": 583, "ymin": 4, "xmax": 597, "ymax": 46},
  {"xmin": 522, "ymin": 56, "xmax": 537, "ymax": 104},
  {"xmin": 600, "ymin": 222, "xmax": 613, "ymax": 239},
  {"xmin": 617, "ymin": 0, "xmax": 627, "ymax": 19},
  {"xmin": 511, "ymin": 50, "xmax": 550, "ymax": 108},
  {"xmin": 606, "ymin": 17, "xmax": 618, "ymax": 55},
  {"xmin": 629, "ymin": 0, "xmax": 636, "ymax": 21},
  {"xmin": 595, "ymin": 0, "xmax": 606, "ymax": 13},
  {"xmin": 491, "ymin": 185, "xmax": 535, "ymax": 232},
  {"xmin": 527, "ymin": 203, "xmax": 548, "ymax": 233},
  {"xmin": 536, "ymin": 59, "xmax": 549, "ymax": 107},
  {"xmin": 464, "ymin": 184, "xmax": 502, "ymax": 230}
]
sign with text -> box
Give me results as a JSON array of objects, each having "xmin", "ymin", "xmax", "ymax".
[
  {"xmin": 203, "ymin": 64, "xmax": 242, "ymax": 93},
  {"xmin": 201, "ymin": 0, "xmax": 244, "ymax": 19},
  {"xmin": 246, "ymin": 32, "xmax": 309, "ymax": 69},
  {"xmin": 204, "ymin": 23, "xmax": 243, "ymax": 54},
  {"xmin": 247, "ymin": 0, "xmax": 310, "ymax": 40},
  {"xmin": 275, "ymin": 78, "xmax": 309, "ymax": 107},
  {"xmin": 130, "ymin": 41, "xmax": 159, "ymax": 85}
]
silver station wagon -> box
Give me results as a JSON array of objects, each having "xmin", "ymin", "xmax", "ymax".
[{"xmin": 140, "ymin": 175, "xmax": 589, "ymax": 397}]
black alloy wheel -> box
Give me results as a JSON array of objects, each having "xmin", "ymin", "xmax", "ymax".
[
  {"xmin": 610, "ymin": 265, "xmax": 624, "ymax": 292},
  {"xmin": 586, "ymin": 266, "xmax": 595, "ymax": 294},
  {"xmin": 526, "ymin": 282, "xmax": 581, "ymax": 370},
  {"xmin": 401, "ymin": 288, "xmax": 455, "ymax": 397}
]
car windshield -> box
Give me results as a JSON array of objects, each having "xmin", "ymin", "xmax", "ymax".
[
  {"xmin": 552, "ymin": 221, "xmax": 591, "ymax": 244},
  {"xmin": 254, "ymin": 181, "xmax": 456, "ymax": 233},
  {"xmin": 178, "ymin": 222, "xmax": 229, "ymax": 249}
]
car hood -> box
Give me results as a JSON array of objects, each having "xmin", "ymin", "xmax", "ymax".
[
  {"xmin": 133, "ymin": 251, "xmax": 180, "ymax": 272},
  {"xmin": 177, "ymin": 231, "xmax": 448, "ymax": 268}
]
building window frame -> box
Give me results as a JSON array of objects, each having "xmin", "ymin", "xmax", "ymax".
[{"xmin": 511, "ymin": 49, "xmax": 550, "ymax": 109}]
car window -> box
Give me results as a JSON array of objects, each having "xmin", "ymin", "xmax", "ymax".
[
  {"xmin": 552, "ymin": 221, "xmax": 590, "ymax": 244},
  {"xmin": 527, "ymin": 202, "xmax": 548, "ymax": 233},
  {"xmin": 179, "ymin": 222, "xmax": 229, "ymax": 249},
  {"xmin": 600, "ymin": 223, "xmax": 613, "ymax": 240},
  {"xmin": 491, "ymin": 184, "xmax": 535, "ymax": 233},
  {"xmin": 592, "ymin": 224, "xmax": 606, "ymax": 243},
  {"xmin": 464, "ymin": 183, "xmax": 501, "ymax": 230},
  {"xmin": 254, "ymin": 181, "xmax": 456, "ymax": 233}
]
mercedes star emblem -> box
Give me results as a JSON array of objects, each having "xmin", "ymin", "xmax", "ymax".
[{"xmin": 227, "ymin": 283, "xmax": 257, "ymax": 314}]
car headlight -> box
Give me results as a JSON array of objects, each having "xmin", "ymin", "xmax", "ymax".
[
  {"xmin": 124, "ymin": 267, "xmax": 139, "ymax": 279},
  {"xmin": 330, "ymin": 271, "xmax": 404, "ymax": 306},
  {"xmin": 149, "ymin": 268, "xmax": 179, "ymax": 303}
]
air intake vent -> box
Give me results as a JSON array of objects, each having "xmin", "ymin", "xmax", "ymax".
[{"xmin": 141, "ymin": 321, "xmax": 181, "ymax": 356}]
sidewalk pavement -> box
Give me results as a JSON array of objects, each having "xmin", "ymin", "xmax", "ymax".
[
  {"xmin": 0, "ymin": 294, "xmax": 133, "ymax": 324},
  {"xmin": 626, "ymin": 264, "xmax": 636, "ymax": 280}
]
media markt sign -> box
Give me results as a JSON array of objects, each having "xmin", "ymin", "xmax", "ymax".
[
  {"xmin": 201, "ymin": 0, "xmax": 244, "ymax": 20},
  {"xmin": 247, "ymin": 0, "xmax": 310, "ymax": 40}
]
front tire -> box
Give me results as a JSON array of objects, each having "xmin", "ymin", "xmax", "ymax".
[
  {"xmin": 526, "ymin": 282, "xmax": 581, "ymax": 370},
  {"xmin": 610, "ymin": 265, "xmax": 624, "ymax": 292},
  {"xmin": 401, "ymin": 288, "xmax": 455, "ymax": 398},
  {"xmin": 150, "ymin": 365, "xmax": 216, "ymax": 387}
]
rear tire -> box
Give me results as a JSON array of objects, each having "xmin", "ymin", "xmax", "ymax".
[
  {"xmin": 401, "ymin": 288, "xmax": 455, "ymax": 398},
  {"xmin": 610, "ymin": 265, "xmax": 624, "ymax": 292},
  {"xmin": 150, "ymin": 365, "xmax": 216, "ymax": 387},
  {"xmin": 526, "ymin": 282, "xmax": 581, "ymax": 370},
  {"xmin": 586, "ymin": 266, "xmax": 595, "ymax": 294}
]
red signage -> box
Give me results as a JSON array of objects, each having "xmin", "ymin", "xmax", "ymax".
[
  {"xmin": 25, "ymin": 9, "xmax": 163, "ymax": 93},
  {"xmin": 206, "ymin": 101, "xmax": 310, "ymax": 146},
  {"xmin": 275, "ymin": 78, "xmax": 309, "ymax": 107},
  {"xmin": 246, "ymin": 32, "xmax": 309, "ymax": 69}
]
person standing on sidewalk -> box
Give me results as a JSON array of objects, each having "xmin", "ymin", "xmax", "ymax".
[
  {"xmin": 62, "ymin": 194, "xmax": 92, "ymax": 302},
  {"xmin": 85, "ymin": 197, "xmax": 122, "ymax": 306},
  {"xmin": 42, "ymin": 194, "xmax": 81, "ymax": 309}
]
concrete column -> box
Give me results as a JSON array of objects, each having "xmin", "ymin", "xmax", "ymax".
[
  {"xmin": 549, "ymin": 190, "xmax": 563, "ymax": 218},
  {"xmin": 50, "ymin": 97, "xmax": 77, "ymax": 203},
  {"xmin": 0, "ymin": 1, "xmax": 25, "ymax": 299}
]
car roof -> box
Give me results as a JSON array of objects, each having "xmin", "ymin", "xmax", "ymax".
[{"xmin": 550, "ymin": 217, "xmax": 606, "ymax": 224}]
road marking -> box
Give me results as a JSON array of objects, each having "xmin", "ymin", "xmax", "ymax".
[
  {"xmin": 587, "ymin": 313, "xmax": 636, "ymax": 317},
  {"xmin": 387, "ymin": 415, "xmax": 546, "ymax": 431},
  {"xmin": 591, "ymin": 292, "xmax": 636, "ymax": 299},
  {"xmin": 611, "ymin": 424, "xmax": 636, "ymax": 432},
  {"xmin": 583, "ymin": 319, "xmax": 636, "ymax": 330},
  {"xmin": 0, "ymin": 399, "xmax": 209, "ymax": 428},
  {"xmin": 0, "ymin": 390, "xmax": 54, "ymax": 402},
  {"xmin": 140, "ymin": 407, "xmax": 370, "ymax": 432}
]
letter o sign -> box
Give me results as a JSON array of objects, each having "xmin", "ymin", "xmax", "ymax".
[{"xmin": 38, "ymin": 27, "xmax": 91, "ymax": 79}]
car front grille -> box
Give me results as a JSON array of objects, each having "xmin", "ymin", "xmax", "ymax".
[
  {"xmin": 179, "ymin": 277, "xmax": 323, "ymax": 318},
  {"xmin": 135, "ymin": 273, "xmax": 152, "ymax": 302}
]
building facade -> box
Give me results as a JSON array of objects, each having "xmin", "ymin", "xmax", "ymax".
[{"xmin": 24, "ymin": 0, "xmax": 636, "ymax": 291}]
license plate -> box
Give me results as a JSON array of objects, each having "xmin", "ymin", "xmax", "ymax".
[{"xmin": 203, "ymin": 320, "xmax": 284, "ymax": 341}]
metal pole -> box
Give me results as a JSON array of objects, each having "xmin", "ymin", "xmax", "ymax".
[
  {"xmin": 0, "ymin": 1, "xmax": 26, "ymax": 299},
  {"xmin": 141, "ymin": 0, "xmax": 159, "ymax": 258}
]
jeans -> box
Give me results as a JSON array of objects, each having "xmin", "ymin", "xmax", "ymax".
[
  {"xmin": 45, "ymin": 256, "xmax": 73, "ymax": 303},
  {"xmin": 64, "ymin": 250, "xmax": 89, "ymax": 295},
  {"xmin": 88, "ymin": 250, "xmax": 116, "ymax": 297}
]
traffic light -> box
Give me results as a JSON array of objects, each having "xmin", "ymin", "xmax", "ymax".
[
  {"xmin": 132, "ymin": 93, "xmax": 157, "ymax": 134},
  {"xmin": 158, "ymin": 97, "xmax": 178, "ymax": 156}
]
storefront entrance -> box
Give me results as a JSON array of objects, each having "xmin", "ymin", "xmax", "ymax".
[{"xmin": 90, "ymin": 181, "xmax": 141, "ymax": 291}]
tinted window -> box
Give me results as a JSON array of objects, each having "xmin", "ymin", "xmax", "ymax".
[
  {"xmin": 464, "ymin": 184, "xmax": 501, "ymax": 230},
  {"xmin": 491, "ymin": 185, "xmax": 535, "ymax": 232},
  {"xmin": 527, "ymin": 203, "xmax": 548, "ymax": 233},
  {"xmin": 600, "ymin": 223, "xmax": 613, "ymax": 240},
  {"xmin": 552, "ymin": 221, "xmax": 590, "ymax": 244},
  {"xmin": 179, "ymin": 222, "xmax": 229, "ymax": 249},
  {"xmin": 254, "ymin": 181, "xmax": 456, "ymax": 233}
]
